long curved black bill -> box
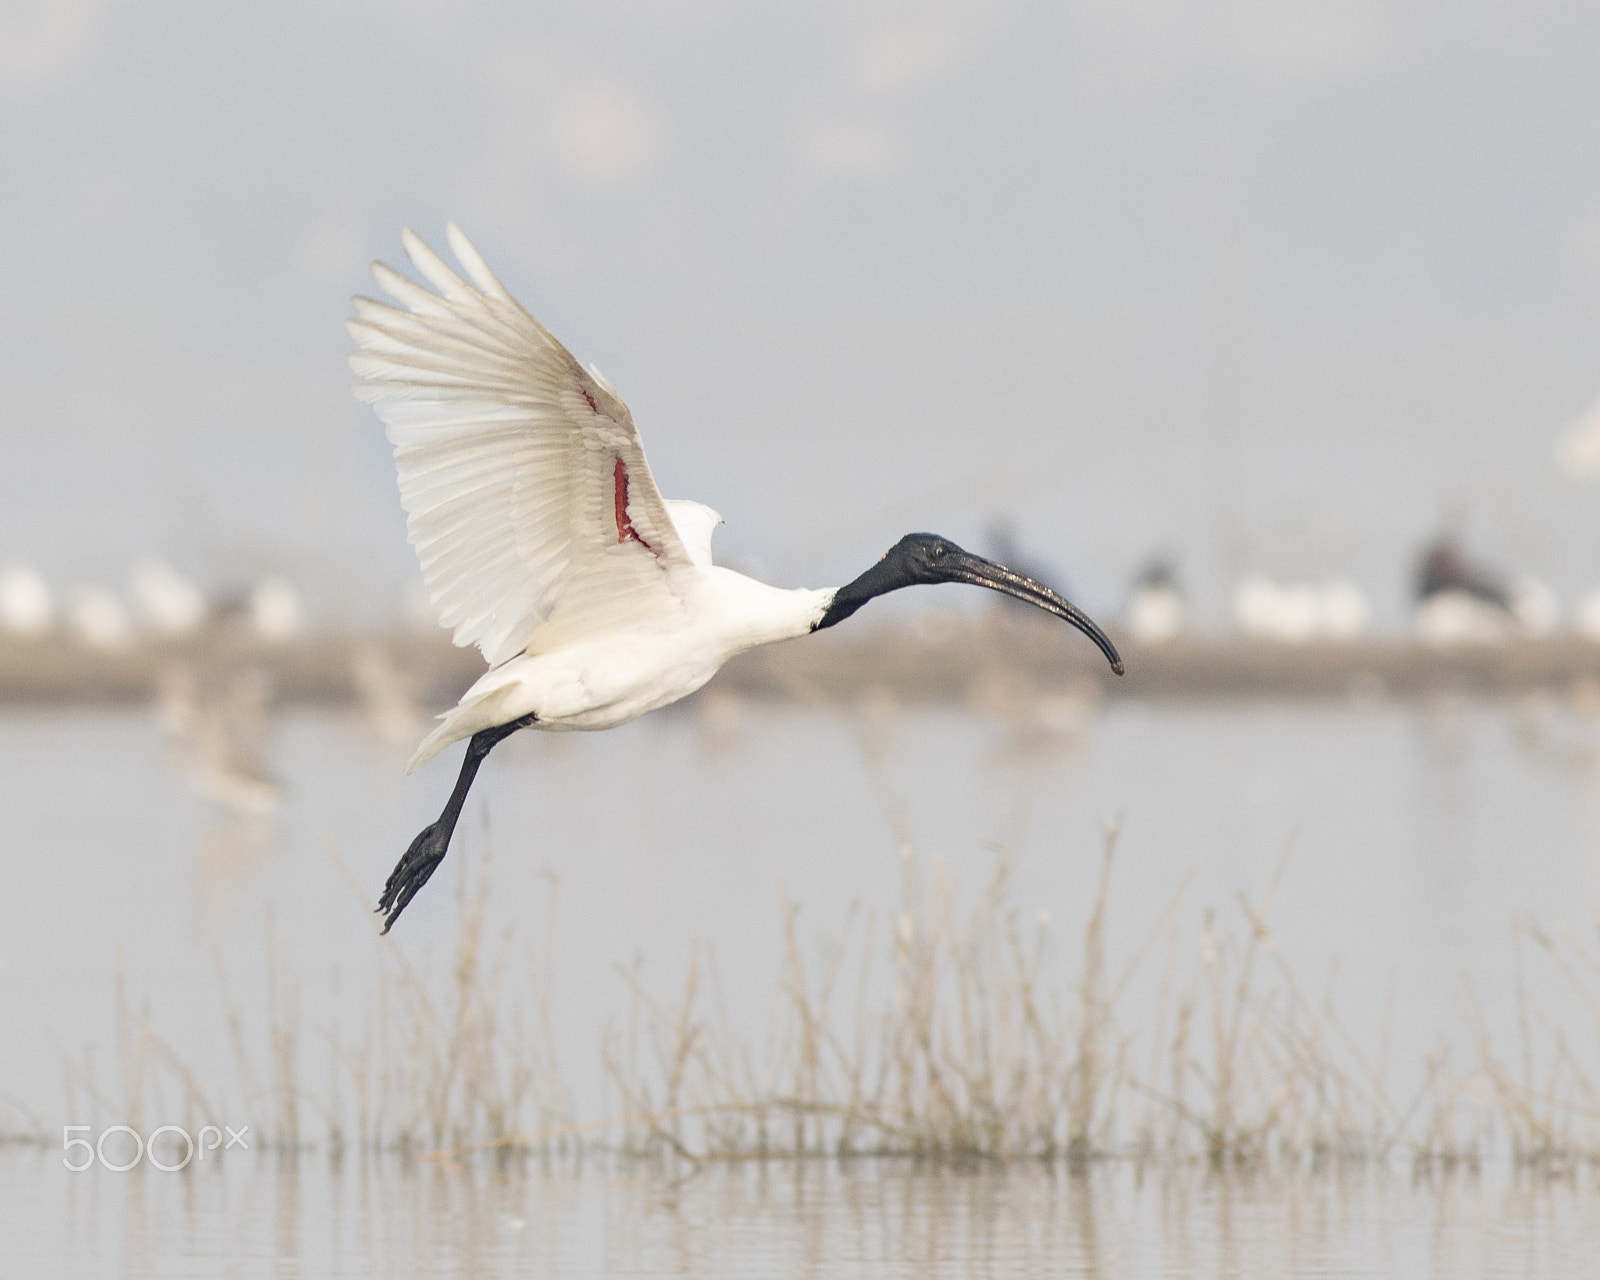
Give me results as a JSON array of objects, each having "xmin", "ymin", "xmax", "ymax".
[{"xmin": 944, "ymin": 552, "xmax": 1125, "ymax": 675}]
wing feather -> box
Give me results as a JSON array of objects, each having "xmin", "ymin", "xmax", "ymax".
[
  {"xmin": 445, "ymin": 223, "xmax": 517, "ymax": 302},
  {"xmin": 349, "ymin": 226, "xmax": 695, "ymax": 666},
  {"xmin": 399, "ymin": 227, "xmax": 475, "ymax": 299}
]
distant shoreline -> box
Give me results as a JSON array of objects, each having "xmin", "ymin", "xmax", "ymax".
[{"xmin": 6, "ymin": 617, "xmax": 1600, "ymax": 708}]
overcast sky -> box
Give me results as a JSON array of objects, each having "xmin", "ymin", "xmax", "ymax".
[{"xmin": 3, "ymin": 0, "xmax": 1599, "ymax": 628}]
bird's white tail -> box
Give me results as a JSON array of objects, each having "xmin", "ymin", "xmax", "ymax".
[{"xmin": 406, "ymin": 658, "xmax": 533, "ymax": 772}]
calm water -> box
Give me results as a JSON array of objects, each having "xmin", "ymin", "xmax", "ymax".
[
  {"xmin": 3, "ymin": 692, "xmax": 1599, "ymax": 1273},
  {"xmin": 3, "ymin": 1150, "xmax": 1598, "ymax": 1278}
]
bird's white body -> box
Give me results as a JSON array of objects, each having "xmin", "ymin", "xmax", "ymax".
[
  {"xmin": 417, "ymin": 569, "xmax": 828, "ymax": 760},
  {"xmin": 349, "ymin": 226, "xmax": 834, "ymax": 771}
]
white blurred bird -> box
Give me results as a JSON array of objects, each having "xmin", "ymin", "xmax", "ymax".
[
  {"xmin": 129, "ymin": 559, "xmax": 207, "ymax": 637},
  {"xmin": 1556, "ymin": 394, "xmax": 1600, "ymax": 479},
  {"xmin": 0, "ymin": 564, "xmax": 53, "ymax": 637},
  {"xmin": 249, "ymin": 575, "xmax": 301, "ymax": 643},
  {"xmin": 349, "ymin": 226, "xmax": 1124, "ymax": 931},
  {"xmin": 1233, "ymin": 576, "xmax": 1368, "ymax": 643},
  {"xmin": 65, "ymin": 585, "xmax": 133, "ymax": 650}
]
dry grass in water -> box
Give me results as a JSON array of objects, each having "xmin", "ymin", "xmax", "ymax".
[
  {"xmin": 22, "ymin": 715, "xmax": 1600, "ymax": 1172},
  {"xmin": 597, "ymin": 827, "xmax": 1600, "ymax": 1170},
  {"xmin": 47, "ymin": 847, "xmax": 573, "ymax": 1158},
  {"xmin": 591, "ymin": 697, "xmax": 1600, "ymax": 1170}
]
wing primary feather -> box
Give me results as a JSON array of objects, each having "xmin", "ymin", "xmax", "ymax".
[
  {"xmin": 370, "ymin": 261, "xmax": 462, "ymax": 319},
  {"xmin": 347, "ymin": 341, "xmax": 525, "ymax": 387},
  {"xmin": 366, "ymin": 310, "xmax": 528, "ymax": 367},
  {"xmin": 348, "ymin": 353, "xmax": 489, "ymax": 388},
  {"xmin": 348, "ymin": 310, "xmax": 527, "ymax": 369},
  {"xmin": 446, "ymin": 223, "xmax": 516, "ymax": 303},
  {"xmin": 402, "ymin": 231, "xmax": 532, "ymax": 336},
  {"xmin": 346, "ymin": 324, "xmax": 526, "ymax": 384},
  {"xmin": 369, "ymin": 264, "xmax": 519, "ymax": 351},
  {"xmin": 401, "ymin": 227, "xmax": 474, "ymax": 299}
]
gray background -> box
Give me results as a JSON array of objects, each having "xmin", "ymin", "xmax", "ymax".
[{"xmin": 3, "ymin": 0, "xmax": 1598, "ymax": 628}]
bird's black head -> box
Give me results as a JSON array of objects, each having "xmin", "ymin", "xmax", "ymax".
[
  {"xmin": 814, "ymin": 532, "xmax": 1124, "ymax": 675},
  {"xmin": 882, "ymin": 532, "xmax": 965, "ymax": 584}
]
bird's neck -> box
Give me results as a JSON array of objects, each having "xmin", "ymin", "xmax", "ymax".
[
  {"xmin": 703, "ymin": 570, "xmax": 834, "ymax": 651},
  {"xmin": 812, "ymin": 558, "xmax": 908, "ymax": 631}
]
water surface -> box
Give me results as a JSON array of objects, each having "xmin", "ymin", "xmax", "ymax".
[
  {"xmin": 3, "ymin": 695, "xmax": 1599, "ymax": 1273},
  {"xmin": 4, "ymin": 1149, "xmax": 1596, "ymax": 1278}
]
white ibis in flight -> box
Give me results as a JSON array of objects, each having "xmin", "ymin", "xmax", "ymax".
[{"xmin": 350, "ymin": 226, "xmax": 1124, "ymax": 932}]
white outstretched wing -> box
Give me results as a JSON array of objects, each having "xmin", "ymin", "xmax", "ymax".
[{"xmin": 348, "ymin": 226, "xmax": 696, "ymax": 666}]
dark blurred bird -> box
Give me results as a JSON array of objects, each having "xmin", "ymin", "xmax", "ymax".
[{"xmin": 1414, "ymin": 537, "xmax": 1512, "ymax": 611}]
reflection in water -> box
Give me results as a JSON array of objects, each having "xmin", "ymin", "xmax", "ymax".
[
  {"xmin": 350, "ymin": 642, "xmax": 426, "ymax": 757},
  {"xmin": 9, "ymin": 1152, "xmax": 1599, "ymax": 1278},
  {"xmin": 276, "ymin": 1155, "xmax": 299, "ymax": 1275},
  {"xmin": 1409, "ymin": 697, "xmax": 1481, "ymax": 960},
  {"xmin": 194, "ymin": 816, "xmax": 277, "ymax": 917},
  {"xmin": 156, "ymin": 664, "xmax": 281, "ymax": 816}
]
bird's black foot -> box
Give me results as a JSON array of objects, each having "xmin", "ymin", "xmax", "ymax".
[
  {"xmin": 377, "ymin": 820, "xmax": 452, "ymax": 934},
  {"xmin": 377, "ymin": 714, "xmax": 537, "ymax": 934}
]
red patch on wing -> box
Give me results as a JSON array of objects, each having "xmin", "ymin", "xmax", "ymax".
[
  {"xmin": 578, "ymin": 385, "xmax": 598, "ymax": 413},
  {"xmin": 614, "ymin": 456, "xmax": 646, "ymax": 546}
]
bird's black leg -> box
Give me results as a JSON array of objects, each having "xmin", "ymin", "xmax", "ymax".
[{"xmin": 377, "ymin": 713, "xmax": 536, "ymax": 934}]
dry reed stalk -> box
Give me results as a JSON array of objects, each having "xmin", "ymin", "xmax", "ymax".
[
  {"xmin": 1458, "ymin": 925, "xmax": 1600, "ymax": 1167},
  {"xmin": 113, "ymin": 958, "xmax": 148, "ymax": 1139},
  {"xmin": 1067, "ymin": 826, "xmax": 1114, "ymax": 1161},
  {"xmin": 0, "ymin": 1091, "xmax": 44, "ymax": 1145},
  {"xmin": 264, "ymin": 908, "xmax": 301, "ymax": 1148}
]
